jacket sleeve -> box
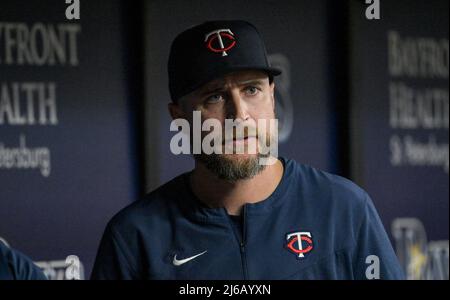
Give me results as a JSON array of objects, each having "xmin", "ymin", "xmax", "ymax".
[{"xmin": 352, "ymin": 194, "xmax": 405, "ymax": 280}]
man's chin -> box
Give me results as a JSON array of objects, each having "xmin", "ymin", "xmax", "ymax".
[
  {"xmin": 218, "ymin": 152, "xmax": 259, "ymax": 162},
  {"xmin": 194, "ymin": 152, "xmax": 267, "ymax": 181}
]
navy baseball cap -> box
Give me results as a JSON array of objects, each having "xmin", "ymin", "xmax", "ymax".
[{"xmin": 168, "ymin": 20, "xmax": 282, "ymax": 102}]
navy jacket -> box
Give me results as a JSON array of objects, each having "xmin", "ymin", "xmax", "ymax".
[{"xmin": 91, "ymin": 158, "xmax": 404, "ymax": 280}]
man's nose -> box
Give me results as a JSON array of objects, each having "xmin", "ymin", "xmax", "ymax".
[{"xmin": 226, "ymin": 90, "xmax": 250, "ymax": 121}]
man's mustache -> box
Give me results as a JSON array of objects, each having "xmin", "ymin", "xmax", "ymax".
[{"xmin": 222, "ymin": 127, "xmax": 258, "ymax": 144}]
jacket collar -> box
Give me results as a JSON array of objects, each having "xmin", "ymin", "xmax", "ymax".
[{"xmin": 179, "ymin": 157, "xmax": 293, "ymax": 223}]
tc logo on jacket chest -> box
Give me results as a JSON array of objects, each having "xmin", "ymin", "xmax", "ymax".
[{"xmin": 285, "ymin": 232, "xmax": 314, "ymax": 258}]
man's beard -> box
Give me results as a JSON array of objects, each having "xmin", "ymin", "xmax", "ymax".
[
  {"xmin": 194, "ymin": 129, "xmax": 273, "ymax": 182},
  {"xmin": 194, "ymin": 152, "xmax": 269, "ymax": 182}
]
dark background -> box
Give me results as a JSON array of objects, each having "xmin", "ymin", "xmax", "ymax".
[{"xmin": 0, "ymin": 0, "xmax": 448, "ymax": 278}]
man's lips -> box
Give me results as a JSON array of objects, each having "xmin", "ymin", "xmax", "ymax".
[{"xmin": 223, "ymin": 136, "xmax": 257, "ymax": 144}]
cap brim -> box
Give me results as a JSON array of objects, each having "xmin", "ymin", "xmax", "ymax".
[{"xmin": 218, "ymin": 66, "xmax": 282, "ymax": 77}]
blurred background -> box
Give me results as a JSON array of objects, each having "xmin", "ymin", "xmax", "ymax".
[{"xmin": 0, "ymin": 0, "xmax": 448, "ymax": 279}]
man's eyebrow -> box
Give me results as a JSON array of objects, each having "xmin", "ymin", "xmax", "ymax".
[
  {"xmin": 197, "ymin": 79, "xmax": 226, "ymax": 95},
  {"xmin": 199, "ymin": 86, "xmax": 224, "ymax": 96},
  {"xmin": 198, "ymin": 78, "xmax": 266, "ymax": 96},
  {"xmin": 237, "ymin": 79, "xmax": 265, "ymax": 86}
]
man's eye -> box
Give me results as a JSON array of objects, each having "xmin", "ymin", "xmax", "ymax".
[
  {"xmin": 245, "ymin": 86, "xmax": 259, "ymax": 96},
  {"xmin": 205, "ymin": 94, "xmax": 224, "ymax": 103}
]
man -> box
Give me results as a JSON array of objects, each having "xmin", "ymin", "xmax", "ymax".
[
  {"xmin": 0, "ymin": 239, "xmax": 47, "ymax": 280},
  {"xmin": 91, "ymin": 20, "xmax": 404, "ymax": 280}
]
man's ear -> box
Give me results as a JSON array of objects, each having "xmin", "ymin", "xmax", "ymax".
[{"xmin": 168, "ymin": 102, "xmax": 185, "ymax": 120}]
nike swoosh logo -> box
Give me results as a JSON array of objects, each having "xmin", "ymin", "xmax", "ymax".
[{"xmin": 172, "ymin": 250, "xmax": 207, "ymax": 266}]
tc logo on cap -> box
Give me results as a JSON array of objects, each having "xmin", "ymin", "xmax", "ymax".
[{"xmin": 204, "ymin": 29, "xmax": 236, "ymax": 57}]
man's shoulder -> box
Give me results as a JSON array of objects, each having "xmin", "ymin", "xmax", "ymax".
[
  {"xmin": 286, "ymin": 158, "xmax": 370, "ymax": 209},
  {"xmin": 285, "ymin": 158, "xmax": 376, "ymax": 247},
  {"xmin": 106, "ymin": 172, "xmax": 188, "ymax": 232}
]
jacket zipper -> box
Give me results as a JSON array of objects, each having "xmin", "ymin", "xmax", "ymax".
[
  {"xmin": 240, "ymin": 205, "xmax": 248, "ymax": 279},
  {"xmin": 226, "ymin": 205, "xmax": 249, "ymax": 279}
]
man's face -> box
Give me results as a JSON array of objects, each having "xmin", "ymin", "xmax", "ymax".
[{"xmin": 172, "ymin": 70, "xmax": 277, "ymax": 181}]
